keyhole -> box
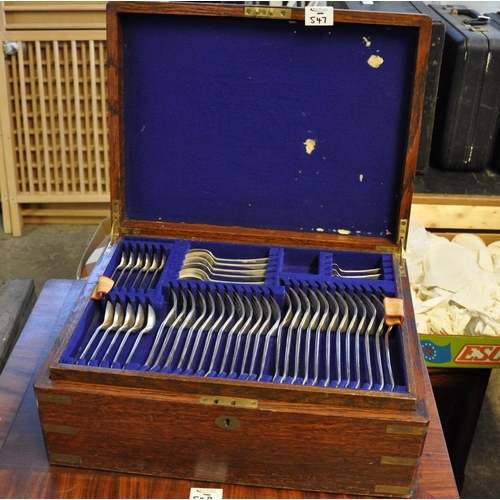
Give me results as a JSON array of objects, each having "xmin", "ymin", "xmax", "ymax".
[{"xmin": 215, "ymin": 415, "xmax": 240, "ymax": 430}]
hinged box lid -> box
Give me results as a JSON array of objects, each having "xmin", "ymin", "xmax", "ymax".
[{"xmin": 107, "ymin": 3, "xmax": 431, "ymax": 252}]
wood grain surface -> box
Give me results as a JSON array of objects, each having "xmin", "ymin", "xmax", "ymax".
[{"xmin": 0, "ymin": 279, "xmax": 458, "ymax": 498}]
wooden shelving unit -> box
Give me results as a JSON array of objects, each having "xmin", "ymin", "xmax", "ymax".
[{"xmin": 0, "ymin": 1, "xmax": 109, "ymax": 236}]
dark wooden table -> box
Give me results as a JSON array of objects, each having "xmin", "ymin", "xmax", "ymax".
[
  {"xmin": 0, "ymin": 279, "xmax": 458, "ymax": 498},
  {"xmin": 428, "ymin": 366, "xmax": 491, "ymax": 492}
]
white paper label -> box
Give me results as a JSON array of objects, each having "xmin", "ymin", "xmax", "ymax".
[
  {"xmin": 305, "ymin": 6, "xmax": 334, "ymax": 26},
  {"xmin": 189, "ymin": 488, "xmax": 223, "ymax": 500}
]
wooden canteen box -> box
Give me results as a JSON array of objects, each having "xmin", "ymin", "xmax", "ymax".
[{"xmin": 34, "ymin": 3, "xmax": 432, "ymax": 497}]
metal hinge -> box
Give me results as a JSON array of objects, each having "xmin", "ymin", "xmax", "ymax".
[
  {"xmin": 244, "ymin": 6, "xmax": 291, "ymax": 19},
  {"xmin": 110, "ymin": 199, "xmax": 140, "ymax": 244},
  {"xmin": 398, "ymin": 218, "xmax": 408, "ymax": 258},
  {"xmin": 376, "ymin": 219, "xmax": 407, "ymax": 276},
  {"xmin": 394, "ymin": 218, "xmax": 408, "ymax": 277},
  {"xmin": 110, "ymin": 199, "xmax": 121, "ymax": 245}
]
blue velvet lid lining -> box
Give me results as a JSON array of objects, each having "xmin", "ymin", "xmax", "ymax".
[{"xmin": 121, "ymin": 13, "xmax": 418, "ymax": 241}]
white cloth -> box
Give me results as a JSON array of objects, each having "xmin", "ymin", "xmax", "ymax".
[{"xmin": 407, "ymin": 217, "xmax": 500, "ymax": 337}]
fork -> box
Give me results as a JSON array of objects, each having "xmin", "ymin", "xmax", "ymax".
[{"xmin": 332, "ymin": 263, "xmax": 382, "ymax": 279}]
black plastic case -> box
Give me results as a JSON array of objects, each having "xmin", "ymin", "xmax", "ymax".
[
  {"xmin": 429, "ymin": 5, "xmax": 500, "ymax": 171},
  {"xmin": 344, "ymin": 1, "xmax": 444, "ymax": 175}
]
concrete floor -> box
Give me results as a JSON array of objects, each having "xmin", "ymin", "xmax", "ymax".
[
  {"xmin": 461, "ymin": 369, "xmax": 500, "ymax": 498},
  {"xmin": 1, "ymin": 219, "xmax": 499, "ymax": 498},
  {"xmin": 0, "ymin": 221, "xmax": 97, "ymax": 294}
]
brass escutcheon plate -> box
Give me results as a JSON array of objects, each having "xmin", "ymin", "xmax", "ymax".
[{"xmin": 215, "ymin": 415, "xmax": 241, "ymax": 430}]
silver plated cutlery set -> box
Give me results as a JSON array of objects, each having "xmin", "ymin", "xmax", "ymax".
[
  {"xmin": 67, "ymin": 246, "xmax": 401, "ymax": 391},
  {"xmin": 75, "ymin": 288, "xmax": 399, "ymax": 392}
]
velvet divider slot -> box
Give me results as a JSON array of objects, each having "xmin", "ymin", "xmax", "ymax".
[{"xmin": 104, "ymin": 238, "xmax": 173, "ymax": 292}]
